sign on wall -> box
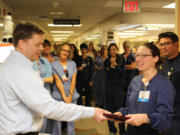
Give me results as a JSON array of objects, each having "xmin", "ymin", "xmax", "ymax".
[{"xmin": 123, "ymin": 0, "xmax": 140, "ymax": 13}]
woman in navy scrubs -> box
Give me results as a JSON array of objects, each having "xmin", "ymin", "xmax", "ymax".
[
  {"xmin": 104, "ymin": 43, "xmax": 126, "ymax": 135},
  {"xmin": 115, "ymin": 42, "xmax": 175, "ymax": 135}
]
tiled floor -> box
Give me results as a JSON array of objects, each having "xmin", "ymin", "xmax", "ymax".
[{"xmin": 75, "ymin": 118, "xmax": 110, "ymax": 135}]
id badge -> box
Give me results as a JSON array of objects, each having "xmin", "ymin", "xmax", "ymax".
[
  {"xmin": 138, "ymin": 91, "xmax": 150, "ymax": 102},
  {"xmin": 62, "ymin": 75, "xmax": 68, "ymax": 82},
  {"xmin": 82, "ymin": 63, "xmax": 86, "ymax": 67}
]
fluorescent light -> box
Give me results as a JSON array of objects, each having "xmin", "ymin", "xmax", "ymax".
[
  {"xmin": 49, "ymin": 12, "xmax": 63, "ymax": 15},
  {"xmin": 53, "ymin": 37, "xmax": 67, "ymax": 39},
  {"xmin": 163, "ymin": 2, "xmax": 175, "ymax": 8},
  {"xmin": 114, "ymin": 24, "xmax": 142, "ymax": 31},
  {"xmin": 52, "ymin": 35, "xmax": 70, "ymax": 37},
  {"xmin": 146, "ymin": 24, "xmax": 175, "ymax": 28},
  {"xmin": 53, "ymin": 37, "xmax": 67, "ymax": 41},
  {"xmin": 136, "ymin": 27, "xmax": 160, "ymax": 30},
  {"xmin": 123, "ymin": 30, "xmax": 146, "ymax": 33},
  {"xmin": 48, "ymin": 24, "xmax": 82, "ymax": 27},
  {"xmin": 90, "ymin": 35, "xmax": 100, "ymax": 37},
  {"xmin": 119, "ymin": 36, "xmax": 136, "ymax": 38},
  {"xmin": 50, "ymin": 31, "xmax": 74, "ymax": 33},
  {"xmin": 0, "ymin": 23, "xmax": 3, "ymax": 27},
  {"xmin": 85, "ymin": 37, "xmax": 98, "ymax": 40},
  {"xmin": 118, "ymin": 33, "xmax": 147, "ymax": 36}
]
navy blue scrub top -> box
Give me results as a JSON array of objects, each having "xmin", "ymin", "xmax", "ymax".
[{"xmin": 118, "ymin": 73, "xmax": 175, "ymax": 130}]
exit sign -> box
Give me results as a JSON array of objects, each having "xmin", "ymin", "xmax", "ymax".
[{"xmin": 123, "ymin": 0, "xmax": 140, "ymax": 13}]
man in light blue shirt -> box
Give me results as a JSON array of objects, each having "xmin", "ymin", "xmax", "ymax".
[{"xmin": 0, "ymin": 23, "xmax": 109, "ymax": 135}]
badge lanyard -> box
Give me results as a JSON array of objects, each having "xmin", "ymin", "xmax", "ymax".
[
  {"xmin": 62, "ymin": 65, "xmax": 68, "ymax": 82},
  {"xmin": 138, "ymin": 82, "xmax": 150, "ymax": 102}
]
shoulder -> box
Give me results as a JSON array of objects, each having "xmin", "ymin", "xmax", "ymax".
[
  {"xmin": 176, "ymin": 53, "xmax": 180, "ymax": 64},
  {"xmin": 156, "ymin": 73, "xmax": 174, "ymax": 90},
  {"xmin": 131, "ymin": 75, "xmax": 141, "ymax": 82},
  {"xmin": 68, "ymin": 60, "xmax": 76, "ymax": 66},
  {"xmin": 40, "ymin": 57, "xmax": 50, "ymax": 64},
  {"xmin": 51, "ymin": 59, "xmax": 59, "ymax": 67}
]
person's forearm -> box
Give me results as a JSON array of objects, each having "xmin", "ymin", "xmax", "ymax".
[
  {"xmin": 44, "ymin": 76, "xmax": 53, "ymax": 84},
  {"xmin": 69, "ymin": 74, "xmax": 76, "ymax": 96},
  {"xmin": 54, "ymin": 75, "xmax": 66, "ymax": 99}
]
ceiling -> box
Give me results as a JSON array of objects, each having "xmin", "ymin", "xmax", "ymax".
[{"xmin": 1, "ymin": 0, "xmax": 175, "ymax": 42}]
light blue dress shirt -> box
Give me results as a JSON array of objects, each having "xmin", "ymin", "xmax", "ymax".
[{"xmin": 0, "ymin": 50, "xmax": 94, "ymax": 135}]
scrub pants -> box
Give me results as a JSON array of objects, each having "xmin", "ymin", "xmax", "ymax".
[
  {"xmin": 40, "ymin": 117, "xmax": 53, "ymax": 133},
  {"xmin": 92, "ymin": 78, "xmax": 105, "ymax": 107},
  {"xmin": 105, "ymin": 85, "xmax": 125, "ymax": 134},
  {"xmin": 51, "ymin": 100, "xmax": 77, "ymax": 135},
  {"xmin": 77, "ymin": 80, "xmax": 91, "ymax": 106},
  {"xmin": 169, "ymin": 117, "xmax": 180, "ymax": 135},
  {"xmin": 52, "ymin": 121, "xmax": 75, "ymax": 135}
]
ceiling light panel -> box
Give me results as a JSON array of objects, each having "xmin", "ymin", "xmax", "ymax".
[
  {"xmin": 136, "ymin": 27, "xmax": 160, "ymax": 30},
  {"xmin": 119, "ymin": 36, "xmax": 137, "ymax": 38},
  {"xmin": 50, "ymin": 31, "xmax": 74, "ymax": 33},
  {"xmin": 52, "ymin": 35, "xmax": 70, "ymax": 37},
  {"xmin": 123, "ymin": 31, "xmax": 146, "ymax": 33},
  {"xmin": 118, "ymin": 33, "xmax": 147, "ymax": 36},
  {"xmin": 49, "ymin": 12, "xmax": 63, "ymax": 15},
  {"xmin": 162, "ymin": 2, "xmax": 175, "ymax": 8}
]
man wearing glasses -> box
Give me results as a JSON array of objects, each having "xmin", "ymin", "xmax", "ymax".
[{"xmin": 158, "ymin": 32, "xmax": 180, "ymax": 135}]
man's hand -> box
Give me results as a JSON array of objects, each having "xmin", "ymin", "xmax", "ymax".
[
  {"xmin": 125, "ymin": 114, "xmax": 149, "ymax": 126},
  {"xmin": 93, "ymin": 108, "xmax": 111, "ymax": 123}
]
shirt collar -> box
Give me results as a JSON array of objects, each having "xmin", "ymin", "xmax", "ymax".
[
  {"xmin": 140, "ymin": 72, "xmax": 159, "ymax": 86},
  {"xmin": 11, "ymin": 50, "xmax": 34, "ymax": 67}
]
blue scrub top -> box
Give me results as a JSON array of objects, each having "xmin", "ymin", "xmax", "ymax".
[
  {"xmin": 51, "ymin": 60, "xmax": 79, "ymax": 102},
  {"xmin": 32, "ymin": 57, "xmax": 52, "ymax": 92},
  {"xmin": 119, "ymin": 73, "xmax": 175, "ymax": 130}
]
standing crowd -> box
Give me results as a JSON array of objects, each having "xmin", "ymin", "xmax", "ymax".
[{"xmin": 0, "ymin": 23, "xmax": 179, "ymax": 135}]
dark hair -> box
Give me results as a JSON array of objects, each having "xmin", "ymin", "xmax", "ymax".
[
  {"xmin": 70, "ymin": 43, "xmax": 79, "ymax": 56},
  {"xmin": 143, "ymin": 42, "xmax": 162, "ymax": 68},
  {"xmin": 80, "ymin": 43, "xmax": 88, "ymax": 50},
  {"xmin": 13, "ymin": 23, "xmax": 44, "ymax": 47},
  {"xmin": 159, "ymin": 32, "xmax": 179, "ymax": 42},
  {"xmin": 43, "ymin": 39, "xmax": 51, "ymax": 48},
  {"xmin": 101, "ymin": 45, "xmax": 107, "ymax": 55},
  {"xmin": 107, "ymin": 43, "xmax": 118, "ymax": 57},
  {"xmin": 123, "ymin": 41, "xmax": 130, "ymax": 46}
]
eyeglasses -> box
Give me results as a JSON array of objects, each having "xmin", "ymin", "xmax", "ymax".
[
  {"xmin": 159, "ymin": 42, "xmax": 173, "ymax": 47},
  {"xmin": 135, "ymin": 54, "xmax": 152, "ymax": 59},
  {"xmin": 61, "ymin": 49, "xmax": 70, "ymax": 53}
]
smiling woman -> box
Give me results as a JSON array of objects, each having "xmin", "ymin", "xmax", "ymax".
[
  {"xmin": 114, "ymin": 42, "xmax": 175, "ymax": 135},
  {"xmin": 51, "ymin": 43, "xmax": 80, "ymax": 135}
]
